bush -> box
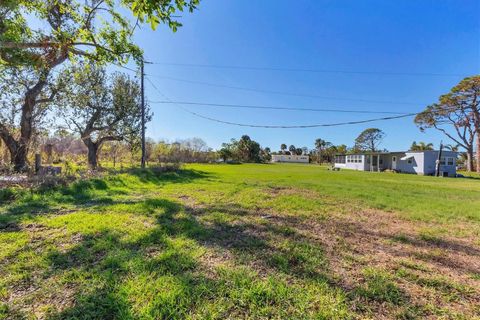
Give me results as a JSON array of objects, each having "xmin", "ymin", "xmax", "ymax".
[{"xmin": 0, "ymin": 188, "xmax": 17, "ymax": 204}]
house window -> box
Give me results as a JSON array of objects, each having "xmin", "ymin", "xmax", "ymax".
[
  {"xmin": 379, "ymin": 158, "xmax": 383, "ymax": 165},
  {"xmin": 440, "ymin": 157, "xmax": 446, "ymax": 165},
  {"xmin": 447, "ymin": 157, "xmax": 454, "ymax": 166},
  {"xmin": 407, "ymin": 158, "xmax": 413, "ymax": 164},
  {"xmin": 335, "ymin": 155, "xmax": 346, "ymax": 164}
]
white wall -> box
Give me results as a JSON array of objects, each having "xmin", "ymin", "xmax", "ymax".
[
  {"xmin": 344, "ymin": 154, "xmax": 366, "ymax": 171},
  {"xmin": 271, "ymin": 155, "xmax": 309, "ymax": 163}
]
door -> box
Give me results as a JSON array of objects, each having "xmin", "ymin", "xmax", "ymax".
[{"xmin": 392, "ymin": 156, "xmax": 397, "ymax": 170}]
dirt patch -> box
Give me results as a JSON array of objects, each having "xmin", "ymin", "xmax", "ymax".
[
  {"xmin": 292, "ymin": 209, "xmax": 480, "ymax": 317},
  {"xmin": 174, "ymin": 193, "xmax": 480, "ymax": 318}
]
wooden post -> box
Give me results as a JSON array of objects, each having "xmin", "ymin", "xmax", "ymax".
[
  {"xmin": 46, "ymin": 143, "xmax": 53, "ymax": 164},
  {"xmin": 35, "ymin": 153, "xmax": 42, "ymax": 174}
]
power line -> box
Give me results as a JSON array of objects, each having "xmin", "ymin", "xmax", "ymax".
[
  {"xmin": 145, "ymin": 74, "xmax": 422, "ymax": 106},
  {"xmin": 110, "ymin": 61, "xmax": 426, "ymax": 106},
  {"xmin": 178, "ymin": 109, "xmax": 417, "ymax": 129},
  {"xmin": 145, "ymin": 76, "xmax": 418, "ymax": 129},
  {"xmin": 147, "ymin": 61, "xmax": 467, "ymax": 77},
  {"xmin": 149, "ymin": 100, "xmax": 411, "ymax": 115},
  {"xmin": 110, "ymin": 61, "xmax": 139, "ymax": 73}
]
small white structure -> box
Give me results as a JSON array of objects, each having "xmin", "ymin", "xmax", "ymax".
[
  {"xmin": 271, "ymin": 154, "xmax": 309, "ymax": 163},
  {"xmin": 334, "ymin": 150, "xmax": 457, "ymax": 176}
]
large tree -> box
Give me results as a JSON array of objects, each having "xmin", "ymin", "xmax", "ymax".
[
  {"xmin": 219, "ymin": 135, "xmax": 263, "ymax": 163},
  {"xmin": 314, "ymin": 138, "xmax": 331, "ymax": 163},
  {"xmin": 238, "ymin": 135, "xmax": 262, "ymax": 162},
  {"xmin": 0, "ymin": 66, "xmax": 59, "ymax": 170},
  {"xmin": 354, "ymin": 128, "xmax": 385, "ymax": 152},
  {"xmin": 57, "ymin": 66, "xmax": 149, "ymax": 169},
  {"xmin": 0, "ymin": 0, "xmax": 198, "ymax": 171},
  {"xmin": 415, "ymin": 76, "xmax": 479, "ymax": 172}
]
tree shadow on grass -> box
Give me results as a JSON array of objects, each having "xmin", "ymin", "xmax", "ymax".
[
  {"xmin": 40, "ymin": 200, "xmax": 217, "ymax": 319},
  {"xmin": 329, "ymin": 218, "xmax": 480, "ymax": 275},
  {"xmin": 30, "ymin": 198, "xmax": 344, "ymax": 319},
  {"xmin": 45, "ymin": 230, "xmax": 215, "ymax": 319},
  {"xmin": 127, "ymin": 168, "xmax": 213, "ymax": 185},
  {"xmin": 0, "ymin": 169, "xmax": 211, "ymax": 233},
  {"xmin": 5, "ymin": 183, "xmax": 446, "ymax": 318}
]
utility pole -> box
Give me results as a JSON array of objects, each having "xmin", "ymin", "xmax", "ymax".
[
  {"xmin": 140, "ymin": 59, "xmax": 146, "ymax": 169},
  {"xmin": 435, "ymin": 140, "xmax": 443, "ymax": 177}
]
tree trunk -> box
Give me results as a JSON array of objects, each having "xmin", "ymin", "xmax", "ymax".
[
  {"xmin": 17, "ymin": 100, "xmax": 35, "ymax": 171},
  {"xmin": 0, "ymin": 71, "xmax": 49, "ymax": 172},
  {"xmin": 466, "ymin": 148, "xmax": 474, "ymax": 172},
  {"xmin": 13, "ymin": 144, "xmax": 29, "ymax": 172},
  {"xmin": 476, "ymin": 134, "xmax": 480, "ymax": 173},
  {"xmin": 0, "ymin": 139, "xmax": 3, "ymax": 166},
  {"xmin": 0, "ymin": 128, "xmax": 23, "ymax": 171},
  {"xmin": 83, "ymin": 138, "xmax": 99, "ymax": 170}
]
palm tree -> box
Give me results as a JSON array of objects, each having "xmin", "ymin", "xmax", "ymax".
[
  {"xmin": 315, "ymin": 138, "xmax": 330, "ymax": 163},
  {"xmin": 444, "ymin": 144, "xmax": 460, "ymax": 152},
  {"xmin": 410, "ymin": 141, "xmax": 434, "ymax": 151},
  {"xmin": 288, "ymin": 145, "xmax": 296, "ymax": 155},
  {"xmin": 280, "ymin": 144, "xmax": 287, "ymax": 154}
]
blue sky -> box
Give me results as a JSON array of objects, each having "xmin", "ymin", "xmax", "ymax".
[{"xmin": 125, "ymin": 0, "xmax": 479, "ymax": 152}]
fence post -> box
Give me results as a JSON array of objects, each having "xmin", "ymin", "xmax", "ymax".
[{"xmin": 35, "ymin": 153, "xmax": 42, "ymax": 174}]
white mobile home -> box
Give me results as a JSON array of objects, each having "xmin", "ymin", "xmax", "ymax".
[
  {"xmin": 334, "ymin": 150, "xmax": 457, "ymax": 176},
  {"xmin": 271, "ymin": 154, "xmax": 309, "ymax": 163}
]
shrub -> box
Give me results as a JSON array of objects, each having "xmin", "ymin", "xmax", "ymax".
[{"xmin": 0, "ymin": 188, "xmax": 17, "ymax": 204}]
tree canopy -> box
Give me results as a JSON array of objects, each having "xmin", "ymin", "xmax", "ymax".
[
  {"xmin": 56, "ymin": 65, "xmax": 150, "ymax": 168},
  {"xmin": 354, "ymin": 128, "xmax": 385, "ymax": 152},
  {"xmin": 415, "ymin": 76, "xmax": 480, "ymax": 172},
  {"xmin": 219, "ymin": 135, "xmax": 267, "ymax": 163},
  {"xmin": 1, "ymin": 0, "xmax": 199, "ymax": 66}
]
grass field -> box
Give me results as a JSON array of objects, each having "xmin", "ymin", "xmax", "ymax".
[{"xmin": 1, "ymin": 163, "xmax": 480, "ymax": 319}]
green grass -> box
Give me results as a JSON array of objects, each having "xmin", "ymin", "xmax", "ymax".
[
  {"xmin": 353, "ymin": 267, "xmax": 406, "ymax": 305},
  {"xmin": 1, "ymin": 163, "xmax": 479, "ymax": 319}
]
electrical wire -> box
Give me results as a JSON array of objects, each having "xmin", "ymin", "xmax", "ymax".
[
  {"xmin": 176, "ymin": 109, "xmax": 416, "ymax": 129},
  {"xmin": 144, "ymin": 74, "xmax": 421, "ymax": 106},
  {"xmin": 110, "ymin": 61, "xmax": 139, "ymax": 73},
  {"xmin": 148, "ymin": 100, "xmax": 411, "ymax": 115},
  {"xmin": 147, "ymin": 62, "xmax": 466, "ymax": 77},
  {"xmin": 113, "ymin": 61, "xmax": 427, "ymax": 106},
  {"xmin": 145, "ymin": 76, "xmax": 418, "ymax": 129}
]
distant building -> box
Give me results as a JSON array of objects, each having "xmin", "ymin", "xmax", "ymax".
[
  {"xmin": 334, "ymin": 150, "xmax": 457, "ymax": 177},
  {"xmin": 271, "ymin": 154, "xmax": 309, "ymax": 163}
]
